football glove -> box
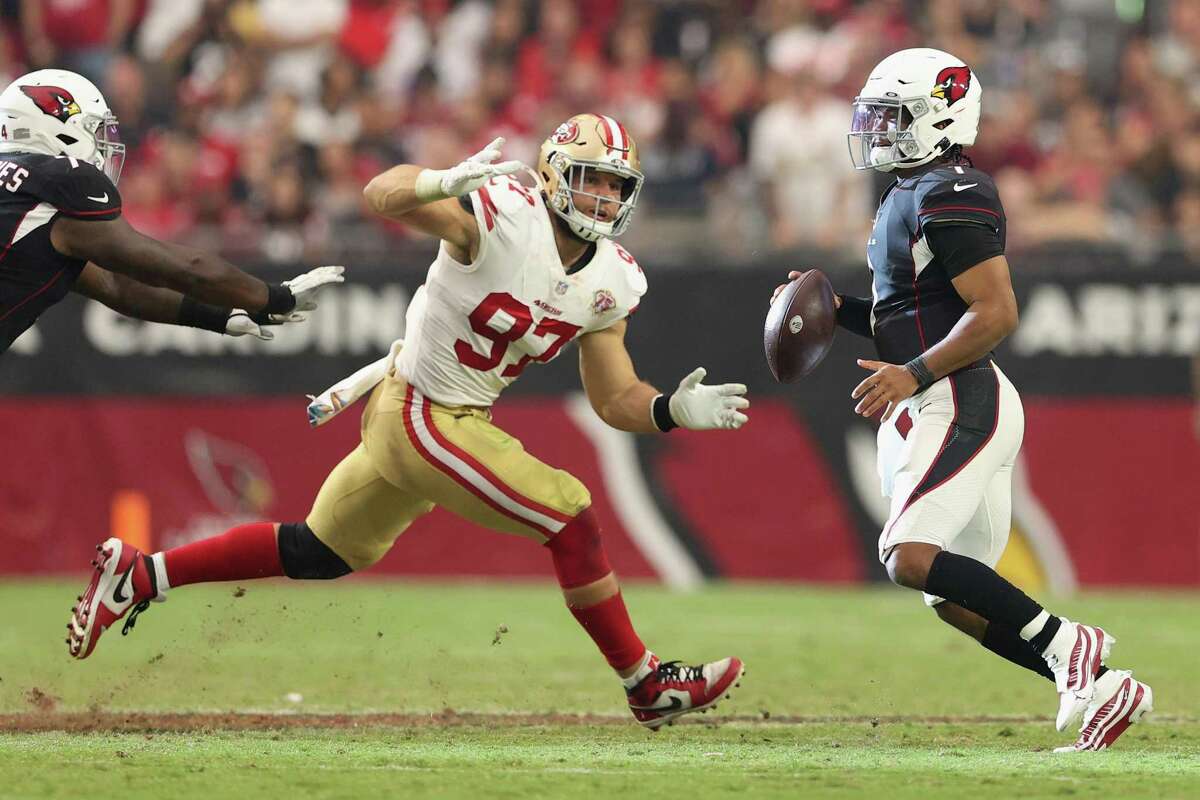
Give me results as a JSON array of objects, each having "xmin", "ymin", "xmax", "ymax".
[
  {"xmin": 414, "ymin": 137, "xmax": 525, "ymax": 201},
  {"xmin": 668, "ymin": 367, "xmax": 750, "ymax": 431},
  {"xmin": 283, "ymin": 265, "xmax": 345, "ymax": 312},
  {"xmin": 225, "ymin": 308, "xmax": 305, "ymax": 340},
  {"xmin": 253, "ymin": 265, "xmax": 345, "ymax": 324}
]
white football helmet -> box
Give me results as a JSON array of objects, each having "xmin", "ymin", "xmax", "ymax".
[
  {"xmin": 847, "ymin": 48, "xmax": 981, "ymax": 173},
  {"xmin": 0, "ymin": 69, "xmax": 125, "ymax": 183}
]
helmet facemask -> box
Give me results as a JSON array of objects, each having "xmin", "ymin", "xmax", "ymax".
[
  {"xmin": 847, "ymin": 95, "xmax": 940, "ymax": 172},
  {"xmin": 544, "ymin": 154, "xmax": 643, "ymax": 242},
  {"xmin": 65, "ymin": 110, "xmax": 127, "ymax": 184},
  {"xmin": 91, "ymin": 112, "xmax": 125, "ymax": 184}
]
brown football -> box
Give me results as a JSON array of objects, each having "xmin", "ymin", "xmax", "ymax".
[{"xmin": 764, "ymin": 269, "xmax": 837, "ymax": 383}]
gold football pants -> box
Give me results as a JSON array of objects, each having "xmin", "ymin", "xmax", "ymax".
[{"xmin": 306, "ymin": 374, "xmax": 592, "ymax": 570}]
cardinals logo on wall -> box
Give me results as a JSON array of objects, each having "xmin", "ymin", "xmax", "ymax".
[
  {"xmin": 930, "ymin": 66, "xmax": 971, "ymax": 106},
  {"xmin": 20, "ymin": 85, "xmax": 81, "ymax": 122}
]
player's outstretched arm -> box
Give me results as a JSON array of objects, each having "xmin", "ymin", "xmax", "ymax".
[
  {"xmin": 362, "ymin": 137, "xmax": 523, "ymax": 264},
  {"xmin": 73, "ymin": 263, "xmax": 278, "ymax": 339},
  {"xmin": 579, "ymin": 322, "xmax": 749, "ymax": 433}
]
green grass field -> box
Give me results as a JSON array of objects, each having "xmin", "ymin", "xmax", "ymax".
[{"xmin": 1, "ymin": 581, "xmax": 1197, "ymax": 799}]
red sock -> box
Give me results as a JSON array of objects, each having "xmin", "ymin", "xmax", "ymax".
[
  {"xmin": 161, "ymin": 522, "xmax": 283, "ymax": 588},
  {"xmin": 569, "ymin": 592, "xmax": 647, "ymax": 672}
]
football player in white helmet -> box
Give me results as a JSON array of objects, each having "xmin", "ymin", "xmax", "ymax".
[
  {"xmin": 68, "ymin": 114, "xmax": 749, "ymax": 731},
  {"xmin": 0, "ymin": 69, "xmax": 343, "ymax": 354},
  {"xmin": 775, "ymin": 48, "xmax": 1152, "ymax": 751}
]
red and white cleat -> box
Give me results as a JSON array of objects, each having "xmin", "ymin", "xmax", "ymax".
[
  {"xmin": 1042, "ymin": 618, "xmax": 1114, "ymax": 731},
  {"xmin": 67, "ymin": 538, "xmax": 158, "ymax": 659},
  {"xmin": 626, "ymin": 655, "xmax": 744, "ymax": 730},
  {"xmin": 1054, "ymin": 669, "xmax": 1153, "ymax": 752}
]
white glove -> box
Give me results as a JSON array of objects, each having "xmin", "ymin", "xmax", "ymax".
[
  {"xmin": 282, "ymin": 265, "xmax": 345, "ymax": 312},
  {"xmin": 225, "ymin": 309, "xmax": 287, "ymax": 340},
  {"xmin": 667, "ymin": 367, "xmax": 750, "ymax": 431},
  {"xmin": 414, "ymin": 137, "xmax": 525, "ymax": 200}
]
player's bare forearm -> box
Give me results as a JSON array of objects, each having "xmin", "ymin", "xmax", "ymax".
[
  {"xmin": 921, "ymin": 255, "xmax": 1018, "ymax": 380},
  {"xmin": 921, "ymin": 298, "xmax": 1017, "ymax": 378},
  {"xmin": 51, "ymin": 216, "xmax": 270, "ymax": 311},
  {"xmin": 363, "ymin": 165, "xmax": 476, "ymax": 258},
  {"xmin": 363, "ymin": 165, "xmax": 427, "ymax": 219},
  {"xmin": 596, "ymin": 380, "xmax": 662, "ymax": 434},
  {"xmin": 73, "ymin": 263, "xmax": 186, "ymax": 323},
  {"xmin": 578, "ymin": 322, "xmax": 661, "ymax": 433}
]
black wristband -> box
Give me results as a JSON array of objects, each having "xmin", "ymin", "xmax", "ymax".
[
  {"xmin": 905, "ymin": 355, "xmax": 937, "ymax": 392},
  {"xmin": 264, "ymin": 282, "xmax": 296, "ymax": 315},
  {"xmin": 178, "ymin": 296, "xmax": 231, "ymax": 334},
  {"xmin": 651, "ymin": 394, "xmax": 678, "ymax": 432}
]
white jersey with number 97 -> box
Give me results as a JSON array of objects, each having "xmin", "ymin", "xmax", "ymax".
[{"xmin": 394, "ymin": 175, "xmax": 647, "ymax": 408}]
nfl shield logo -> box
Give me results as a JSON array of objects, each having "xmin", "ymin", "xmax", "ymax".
[{"xmin": 555, "ymin": 280, "xmax": 570, "ymax": 296}]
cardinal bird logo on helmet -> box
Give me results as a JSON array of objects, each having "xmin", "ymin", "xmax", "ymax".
[
  {"xmin": 19, "ymin": 85, "xmax": 82, "ymax": 122},
  {"xmin": 930, "ymin": 67, "xmax": 971, "ymax": 106}
]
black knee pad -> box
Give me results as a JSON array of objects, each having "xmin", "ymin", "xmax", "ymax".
[{"xmin": 277, "ymin": 522, "xmax": 353, "ymax": 580}]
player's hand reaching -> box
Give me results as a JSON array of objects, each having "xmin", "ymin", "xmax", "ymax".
[
  {"xmin": 428, "ymin": 137, "xmax": 525, "ymax": 199},
  {"xmin": 283, "ymin": 265, "xmax": 345, "ymax": 312},
  {"xmin": 225, "ymin": 309, "xmax": 287, "ymax": 340},
  {"xmin": 252, "ymin": 265, "xmax": 346, "ymax": 324},
  {"xmin": 771, "ymin": 269, "xmax": 844, "ymax": 309},
  {"xmin": 851, "ymin": 359, "xmax": 918, "ymax": 421},
  {"xmin": 668, "ymin": 367, "xmax": 749, "ymax": 430}
]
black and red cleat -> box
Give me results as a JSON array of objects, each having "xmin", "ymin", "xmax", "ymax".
[
  {"xmin": 67, "ymin": 538, "xmax": 158, "ymax": 659},
  {"xmin": 626, "ymin": 654, "xmax": 745, "ymax": 730}
]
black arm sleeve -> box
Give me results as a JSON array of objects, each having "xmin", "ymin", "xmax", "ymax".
[
  {"xmin": 836, "ymin": 295, "xmax": 873, "ymax": 338},
  {"xmin": 923, "ymin": 222, "xmax": 1004, "ymax": 279}
]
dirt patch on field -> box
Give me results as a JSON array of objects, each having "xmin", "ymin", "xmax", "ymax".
[
  {"xmin": 0, "ymin": 711, "xmax": 1063, "ymax": 734},
  {"xmin": 23, "ymin": 688, "xmax": 58, "ymax": 712}
]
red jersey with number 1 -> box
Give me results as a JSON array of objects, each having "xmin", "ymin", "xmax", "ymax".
[{"xmin": 395, "ymin": 175, "xmax": 646, "ymax": 407}]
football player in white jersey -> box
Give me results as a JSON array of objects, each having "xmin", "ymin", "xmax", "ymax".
[{"xmin": 68, "ymin": 114, "xmax": 749, "ymax": 731}]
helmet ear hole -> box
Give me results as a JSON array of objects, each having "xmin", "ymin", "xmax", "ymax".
[{"xmin": 56, "ymin": 133, "xmax": 77, "ymax": 145}]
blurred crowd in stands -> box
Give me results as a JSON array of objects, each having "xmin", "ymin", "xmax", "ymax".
[{"xmin": 0, "ymin": 0, "xmax": 1196, "ymax": 269}]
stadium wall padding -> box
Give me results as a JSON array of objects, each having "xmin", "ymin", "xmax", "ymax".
[{"xmin": 3, "ymin": 263, "xmax": 1197, "ymax": 586}]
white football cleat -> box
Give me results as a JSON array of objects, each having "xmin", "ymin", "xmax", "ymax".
[
  {"xmin": 1041, "ymin": 618, "xmax": 1114, "ymax": 731},
  {"xmin": 1054, "ymin": 669, "xmax": 1153, "ymax": 752}
]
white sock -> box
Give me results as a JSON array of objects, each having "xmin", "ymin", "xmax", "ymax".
[
  {"xmin": 620, "ymin": 650, "xmax": 654, "ymax": 690},
  {"xmin": 150, "ymin": 552, "xmax": 170, "ymax": 601},
  {"xmin": 1019, "ymin": 610, "xmax": 1051, "ymax": 642}
]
